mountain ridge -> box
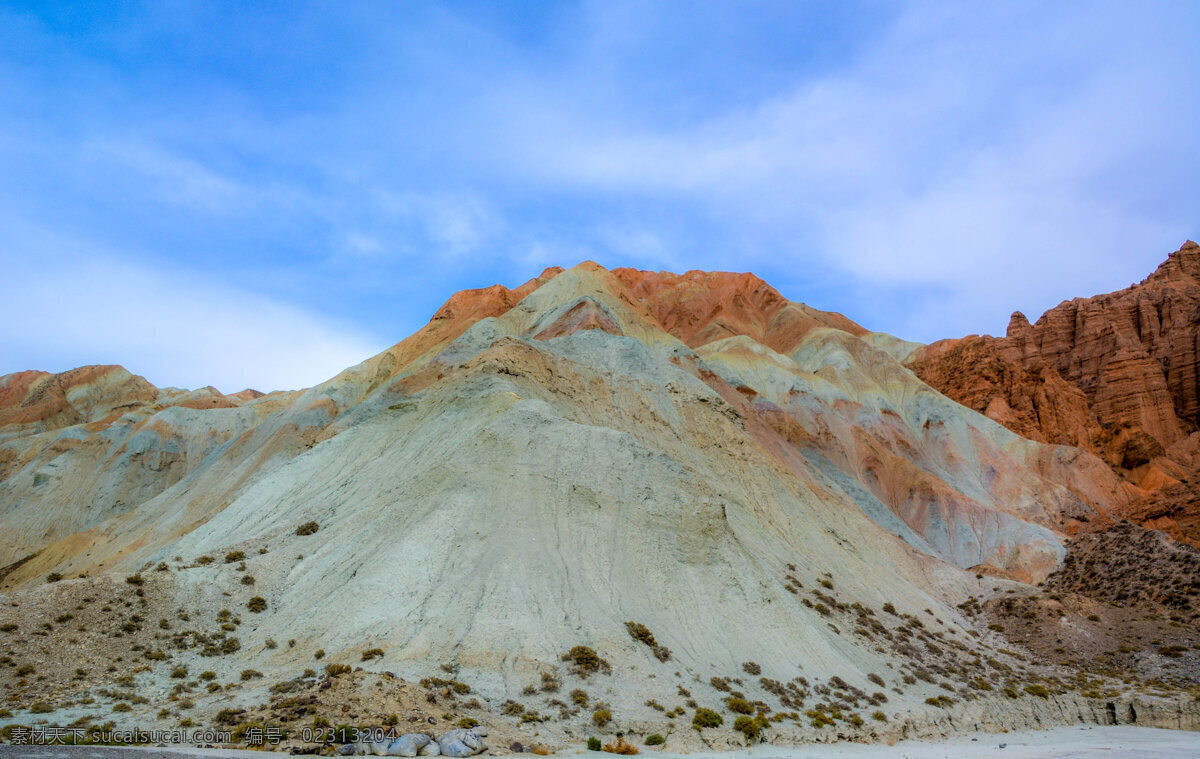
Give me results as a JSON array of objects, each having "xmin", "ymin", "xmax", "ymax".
[{"xmin": 0, "ymin": 254, "xmax": 1197, "ymax": 750}]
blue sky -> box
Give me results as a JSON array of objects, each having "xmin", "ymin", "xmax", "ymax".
[{"xmin": 2, "ymin": 1, "xmax": 1198, "ymax": 392}]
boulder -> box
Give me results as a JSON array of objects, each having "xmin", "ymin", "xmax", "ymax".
[
  {"xmin": 386, "ymin": 733, "xmax": 433, "ymax": 757},
  {"xmin": 437, "ymin": 728, "xmax": 487, "ymax": 757}
]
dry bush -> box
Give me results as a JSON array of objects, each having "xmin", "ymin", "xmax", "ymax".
[{"xmin": 602, "ymin": 738, "xmax": 638, "ymax": 755}]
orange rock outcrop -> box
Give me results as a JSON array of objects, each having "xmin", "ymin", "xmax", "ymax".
[{"xmin": 910, "ymin": 241, "xmax": 1200, "ymax": 546}]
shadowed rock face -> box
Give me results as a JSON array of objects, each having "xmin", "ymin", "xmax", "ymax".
[{"xmin": 909, "ymin": 242, "xmax": 1200, "ymax": 547}]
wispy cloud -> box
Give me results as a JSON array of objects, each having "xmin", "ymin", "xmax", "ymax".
[{"xmin": 0, "ymin": 225, "xmax": 382, "ymax": 393}]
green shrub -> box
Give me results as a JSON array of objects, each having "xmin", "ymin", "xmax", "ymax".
[
  {"xmin": 296, "ymin": 521, "xmax": 320, "ymax": 536},
  {"xmin": 588, "ymin": 737, "xmax": 602, "ymax": 751},
  {"xmin": 871, "ymin": 710, "xmax": 887, "ymax": 722},
  {"xmin": 644, "ymin": 734, "xmax": 665, "ymax": 746},
  {"xmin": 571, "ymin": 688, "xmax": 589, "ymax": 706},
  {"xmin": 170, "ymin": 666, "xmax": 188, "ymax": 679},
  {"xmin": 1024, "ymin": 684, "xmax": 1049, "ymax": 699},
  {"xmin": 692, "ymin": 708, "xmax": 722, "ymax": 729},
  {"xmin": 592, "ymin": 709, "xmax": 612, "ymax": 727},
  {"xmin": 725, "ymin": 697, "xmax": 753, "ymax": 715},
  {"xmin": 458, "ymin": 718, "xmax": 479, "ymax": 729},
  {"xmin": 733, "ymin": 715, "xmax": 768, "ymax": 739}
]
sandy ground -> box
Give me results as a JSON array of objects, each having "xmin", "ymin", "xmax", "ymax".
[
  {"xmin": 3, "ymin": 726, "xmax": 1199, "ymax": 758},
  {"xmin": 645, "ymin": 727, "xmax": 1200, "ymax": 758}
]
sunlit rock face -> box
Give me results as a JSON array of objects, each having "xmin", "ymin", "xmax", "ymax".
[{"xmin": 0, "ymin": 260, "xmax": 1138, "ymax": 701}]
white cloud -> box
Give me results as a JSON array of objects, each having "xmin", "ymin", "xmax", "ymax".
[{"xmin": 0, "ymin": 227, "xmax": 383, "ymax": 393}]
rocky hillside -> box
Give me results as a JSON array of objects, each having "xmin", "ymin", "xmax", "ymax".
[
  {"xmin": 0, "ymin": 261, "xmax": 1194, "ymax": 750},
  {"xmin": 909, "ymin": 241, "xmax": 1200, "ymax": 547}
]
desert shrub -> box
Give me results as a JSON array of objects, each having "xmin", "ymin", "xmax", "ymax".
[
  {"xmin": 587, "ymin": 737, "xmax": 602, "ymax": 751},
  {"xmin": 1087, "ymin": 614, "xmax": 1101, "ymax": 622},
  {"xmin": 0, "ymin": 623, "xmax": 16, "ymax": 632},
  {"xmin": 625, "ymin": 622, "xmax": 657, "ymax": 646},
  {"xmin": 1024, "ymin": 684, "xmax": 1049, "ymax": 699},
  {"xmin": 325, "ymin": 663, "xmax": 352, "ymax": 677},
  {"xmin": 196, "ymin": 556, "xmax": 215, "ymax": 565},
  {"xmin": 241, "ymin": 575, "xmax": 255, "ymax": 586},
  {"xmin": 199, "ymin": 671, "xmax": 216, "ymax": 681},
  {"xmin": 602, "ymin": 738, "xmax": 638, "ymax": 755},
  {"xmin": 733, "ymin": 714, "xmax": 769, "ymax": 739},
  {"xmin": 644, "ymin": 734, "xmax": 665, "ymax": 746},
  {"xmin": 710, "ymin": 676, "xmax": 731, "ymax": 692},
  {"xmin": 563, "ymin": 646, "xmax": 611, "ymax": 676},
  {"xmin": 867, "ymin": 673, "xmax": 885, "ymax": 687},
  {"xmin": 125, "ymin": 574, "xmax": 144, "ymax": 586},
  {"xmin": 265, "ymin": 638, "xmax": 277, "ymax": 649},
  {"xmin": 571, "ymin": 688, "xmax": 589, "ymax": 706},
  {"xmin": 113, "ymin": 702, "xmax": 132, "ymax": 713},
  {"xmin": 46, "ymin": 573, "xmax": 62, "ymax": 583},
  {"xmin": 742, "ymin": 661, "xmax": 761, "ymax": 676},
  {"xmin": 170, "ymin": 666, "xmax": 188, "ymax": 679},
  {"xmin": 240, "ymin": 669, "xmax": 263, "ymax": 681},
  {"xmin": 692, "ymin": 708, "xmax": 722, "ymax": 729},
  {"xmin": 871, "ymin": 710, "xmax": 887, "ymax": 722},
  {"xmin": 458, "ymin": 718, "xmax": 479, "ymax": 728},
  {"xmin": 296, "ymin": 521, "xmax": 320, "ymax": 536},
  {"xmin": 225, "ymin": 551, "xmax": 245, "ymax": 563},
  {"xmin": 725, "ymin": 697, "xmax": 753, "ymax": 715},
  {"xmin": 848, "ymin": 714, "xmax": 864, "ymax": 727},
  {"xmin": 314, "ymin": 649, "xmax": 325, "ymax": 659},
  {"xmin": 882, "ymin": 602, "xmax": 897, "ymax": 615},
  {"xmin": 30, "ymin": 702, "xmax": 54, "ymax": 714},
  {"xmin": 924, "ymin": 695, "xmax": 954, "ymax": 707},
  {"xmin": 361, "ymin": 647, "xmax": 385, "ymax": 661},
  {"xmin": 592, "ymin": 709, "xmax": 612, "ymax": 727},
  {"xmin": 246, "ymin": 596, "xmax": 267, "ymax": 613}
]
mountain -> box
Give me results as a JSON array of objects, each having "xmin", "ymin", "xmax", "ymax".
[
  {"xmin": 909, "ymin": 241, "xmax": 1200, "ymax": 548},
  {"xmin": 0, "ymin": 259, "xmax": 1196, "ymax": 750}
]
